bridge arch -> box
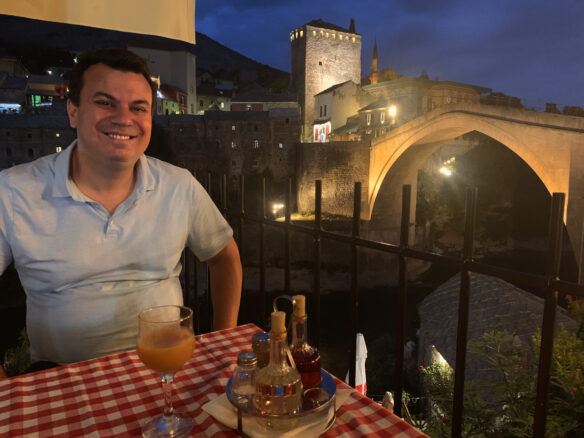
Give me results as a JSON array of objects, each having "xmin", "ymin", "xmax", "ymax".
[{"xmin": 367, "ymin": 103, "xmax": 580, "ymax": 221}]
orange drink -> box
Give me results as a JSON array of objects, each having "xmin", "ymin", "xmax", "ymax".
[{"xmin": 137, "ymin": 326, "xmax": 195, "ymax": 374}]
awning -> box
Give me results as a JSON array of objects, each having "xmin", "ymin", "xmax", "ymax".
[{"xmin": 0, "ymin": 0, "xmax": 195, "ymax": 44}]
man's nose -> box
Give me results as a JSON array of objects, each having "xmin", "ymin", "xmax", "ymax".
[{"xmin": 111, "ymin": 106, "xmax": 133, "ymax": 125}]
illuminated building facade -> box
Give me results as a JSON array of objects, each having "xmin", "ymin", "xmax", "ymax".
[{"xmin": 290, "ymin": 19, "xmax": 361, "ymax": 142}]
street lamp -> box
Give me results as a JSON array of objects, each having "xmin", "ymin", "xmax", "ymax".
[{"xmin": 388, "ymin": 105, "xmax": 397, "ymax": 125}]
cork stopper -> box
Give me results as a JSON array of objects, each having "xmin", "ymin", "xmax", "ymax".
[
  {"xmin": 270, "ymin": 311, "xmax": 286, "ymax": 337},
  {"xmin": 293, "ymin": 295, "xmax": 306, "ymax": 318}
]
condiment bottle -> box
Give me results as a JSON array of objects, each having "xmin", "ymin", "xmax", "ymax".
[
  {"xmin": 254, "ymin": 311, "xmax": 303, "ymax": 430},
  {"xmin": 230, "ymin": 351, "xmax": 257, "ymax": 410},
  {"xmin": 290, "ymin": 295, "xmax": 322, "ymax": 388},
  {"xmin": 251, "ymin": 332, "xmax": 270, "ymax": 368}
]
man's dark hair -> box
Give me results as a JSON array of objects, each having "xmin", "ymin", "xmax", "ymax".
[{"xmin": 67, "ymin": 48, "xmax": 157, "ymax": 112}]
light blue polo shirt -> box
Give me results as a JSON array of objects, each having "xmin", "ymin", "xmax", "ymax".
[{"xmin": 0, "ymin": 142, "xmax": 232, "ymax": 364}]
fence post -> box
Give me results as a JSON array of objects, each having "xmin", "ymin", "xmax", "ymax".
[
  {"xmin": 393, "ymin": 184, "xmax": 411, "ymax": 417},
  {"xmin": 313, "ymin": 180, "xmax": 322, "ymax": 348},
  {"xmin": 259, "ymin": 177, "xmax": 267, "ymax": 328},
  {"xmin": 533, "ymin": 192, "xmax": 564, "ymax": 438},
  {"xmin": 239, "ymin": 175, "xmax": 245, "ymax": 261},
  {"xmin": 284, "ymin": 178, "xmax": 291, "ymax": 294},
  {"xmin": 348, "ymin": 181, "xmax": 361, "ymax": 387},
  {"xmin": 451, "ymin": 187, "xmax": 477, "ymax": 437}
]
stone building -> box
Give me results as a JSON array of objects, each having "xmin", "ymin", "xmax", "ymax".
[
  {"xmin": 0, "ymin": 114, "xmax": 75, "ymax": 169},
  {"xmin": 231, "ymin": 89, "xmax": 298, "ymax": 112},
  {"xmin": 154, "ymin": 109, "xmax": 301, "ymax": 197},
  {"xmin": 290, "ymin": 19, "xmax": 362, "ymax": 142},
  {"xmin": 313, "ymin": 80, "xmax": 374, "ymax": 142}
]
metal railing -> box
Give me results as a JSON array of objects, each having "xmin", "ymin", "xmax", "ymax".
[{"xmin": 183, "ymin": 173, "xmax": 584, "ymax": 438}]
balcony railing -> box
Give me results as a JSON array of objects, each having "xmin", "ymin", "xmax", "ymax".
[{"xmin": 182, "ymin": 174, "xmax": 584, "ymax": 438}]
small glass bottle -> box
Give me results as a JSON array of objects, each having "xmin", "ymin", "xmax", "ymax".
[
  {"xmin": 290, "ymin": 295, "xmax": 322, "ymax": 389},
  {"xmin": 230, "ymin": 351, "xmax": 257, "ymax": 410},
  {"xmin": 254, "ymin": 311, "xmax": 303, "ymax": 431},
  {"xmin": 251, "ymin": 332, "xmax": 270, "ymax": 369}
]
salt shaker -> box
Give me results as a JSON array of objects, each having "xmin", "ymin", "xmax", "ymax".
[{"xmin": 230, "ymin": 351, "xmax": 257, "ymax": 410}]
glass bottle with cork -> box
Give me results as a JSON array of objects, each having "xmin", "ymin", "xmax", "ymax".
[
  {"xmin": 253, "ymin": 310, "xmax": 303, "ymax": 430},
  {"xmin": 290, "ymin": 295, "xmax": 322, "ymax": 389}
]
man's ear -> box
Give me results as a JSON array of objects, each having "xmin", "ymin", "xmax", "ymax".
[{"xmin": 67, "ymin": 100, "xmax": 78, "ymax": 129}]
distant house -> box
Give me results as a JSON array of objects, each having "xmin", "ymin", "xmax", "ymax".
[
  {"xmin": 231, "ymin": 88, "xmax": 298, "ymax": 112},
  {"xmin": 0, "ymin": 73, "xmax": 27, "ymax": 113},
  {"xmin": 197, "ymin": 84, "xmax": 232, "ymax": 114},
  {"xmin": 313, "ymin": 81, "xmax": 373, "ymax": 142}
]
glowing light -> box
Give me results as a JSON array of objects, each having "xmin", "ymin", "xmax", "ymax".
[
  {"xmin": 272, "ymin": 203, "xmax": 285, "ymax": 216},
  {"xmin": 388, "ymin": 105, "xmax": 397, "ymax": 118},
  {"xmin": 439, "ymin": 167, "xmax": 452, "ymax": 177}
]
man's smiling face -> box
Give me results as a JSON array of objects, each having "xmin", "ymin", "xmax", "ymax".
[{"xmin": 67, "ymin": 63, "xmax": 152, "ymax": 168}]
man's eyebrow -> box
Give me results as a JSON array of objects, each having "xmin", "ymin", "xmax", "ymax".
[
  {"xmin": 93, "ymin": 91, "xmax": 116, "ymax": 101},
  {"xmin": 92, "ymin": 92, "xmax": 150, "ymax": 106}
]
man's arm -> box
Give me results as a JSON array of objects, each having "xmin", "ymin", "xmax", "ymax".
[{"xmin": 206, "ymin": 237, "xmax": 242, "ymax": 330}]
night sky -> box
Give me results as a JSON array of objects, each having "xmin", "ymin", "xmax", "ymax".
[{"xmin": 197, "ymin": 0, "xmax": 584, "ymax": 109}]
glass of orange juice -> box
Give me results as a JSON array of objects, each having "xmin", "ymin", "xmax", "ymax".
[{"xmin": 137, "ymin": 305, "xmax": 196, "ymax": 437}]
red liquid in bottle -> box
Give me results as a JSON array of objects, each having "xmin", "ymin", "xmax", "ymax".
[{"xmin": 292, "ymin": 346, "xmax": 322, "ymax": 389}]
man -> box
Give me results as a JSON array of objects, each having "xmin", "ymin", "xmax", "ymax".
[{"xmin": 0, "ymin": 48, "xmax": 242, "ymax": 365}]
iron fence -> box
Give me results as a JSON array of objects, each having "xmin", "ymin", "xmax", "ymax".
[{"xmin": 183, "ymin": 173, "xmax": 584, "ymax": 438}]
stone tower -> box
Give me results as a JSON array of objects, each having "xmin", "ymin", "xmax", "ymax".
[
  {"xmin": 370, "ymin": 39, "xmax": 379, "ymax": 85},
  {"xmin": 290, "ymin": 19, "xmax": 362, "ymax": 142}
]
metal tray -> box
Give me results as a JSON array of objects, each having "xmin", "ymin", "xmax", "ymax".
[{"xmin": 226, "ymin": 369, "xmax": 337, "ymax": 434}]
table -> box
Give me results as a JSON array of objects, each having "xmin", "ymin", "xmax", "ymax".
[{"xmin": 0, "ymin": 324, "xmax": 428, "ymax": 437}]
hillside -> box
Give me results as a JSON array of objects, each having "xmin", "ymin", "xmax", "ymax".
[{"xmin": 0, "ymin": 14, "xmax": 289, "ymax": 90}]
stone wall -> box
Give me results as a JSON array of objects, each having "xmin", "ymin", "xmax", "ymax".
[
  {"xmin": 0, "ymin": 114, "xmax": 75, "ymax": 168},
  {"xmin": 296, "ymin": 140, "xmax": 370, "ymax": 216},
  {"xmin": 157, "ymin": 111, "xmax": 301, "ymax": 203}
]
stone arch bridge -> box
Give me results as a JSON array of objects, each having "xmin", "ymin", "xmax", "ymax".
[{"xmin": 297, "ymin": 102, "xmax": 584, "ymax": 262}]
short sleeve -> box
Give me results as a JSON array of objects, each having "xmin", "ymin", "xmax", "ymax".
[
  {"xmin": 0, "ymin": 174, "xmax": 14, "ymax": 274},
  {"xmin": 186, "ymin": 176, "xmax": 233, "ymax": 261}
]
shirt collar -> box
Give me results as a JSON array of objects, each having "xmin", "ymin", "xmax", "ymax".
[{"xmin": 51, "ymin": 140, "xmax": 156, "ymax": 199}]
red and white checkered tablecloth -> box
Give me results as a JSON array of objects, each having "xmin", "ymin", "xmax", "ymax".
[{"xmin": 0, "ymin": 323, "xmax": 427, "ymax": 437}]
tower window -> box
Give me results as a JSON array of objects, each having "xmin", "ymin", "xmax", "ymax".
[
  {"xmin": 380, "ymin": 112, "xmax": 386, "ymax": 124},
  {"xmin": 253, "ymin": 140, "xmax": 259, "ymax": 148},
  {"xmin": 232, "ymin": 125, "xmax": 236, "ymax": 131},
  {"xmin": 313, "ymin": 30, "xmax": 316, "ymax": 37},
  {"xmin": 367, "ymin": 113, "xmax": 372, "ymax": 126},
  {"xmin": 352, "ymin": 37, "xmax": 356, "ymax": 43},
  {"xmin": 320, "ymin": 30, "xmax": 324, "ymax": 36},
  {"xmin": 319, "ymin": 61, "xmax": 322, "ymax": 66},
  {"xmin": 325, "ymin": 32, "xmax": 329, "ymax": 38},
  {"xmin": 231, "ymin": 141, "xmax": 237, "ymax": 148},
  {"xmin": 300, "ymin": 30, "xmax": 303, "ymax": 37},
  {"xmin": 279, "ymin": 143, "xmax": 284, "ymax": 149},
  {"xmin": 332, "ymin": 33, "xmax": 335, "ymax": 39}
]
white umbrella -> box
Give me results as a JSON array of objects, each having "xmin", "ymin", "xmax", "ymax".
[{"xmin": 345, "ymin": 332, "xmax": 367, "ymax": 395}]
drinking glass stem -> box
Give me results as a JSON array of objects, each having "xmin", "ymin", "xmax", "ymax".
[{"xmin": 161, "ymin": 373, "xmax": 175, "ymax": 418}]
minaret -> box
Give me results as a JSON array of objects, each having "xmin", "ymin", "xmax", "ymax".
[{"xmin": 370, "ymin": 39, "xmax": 378, "ymax": 85}]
